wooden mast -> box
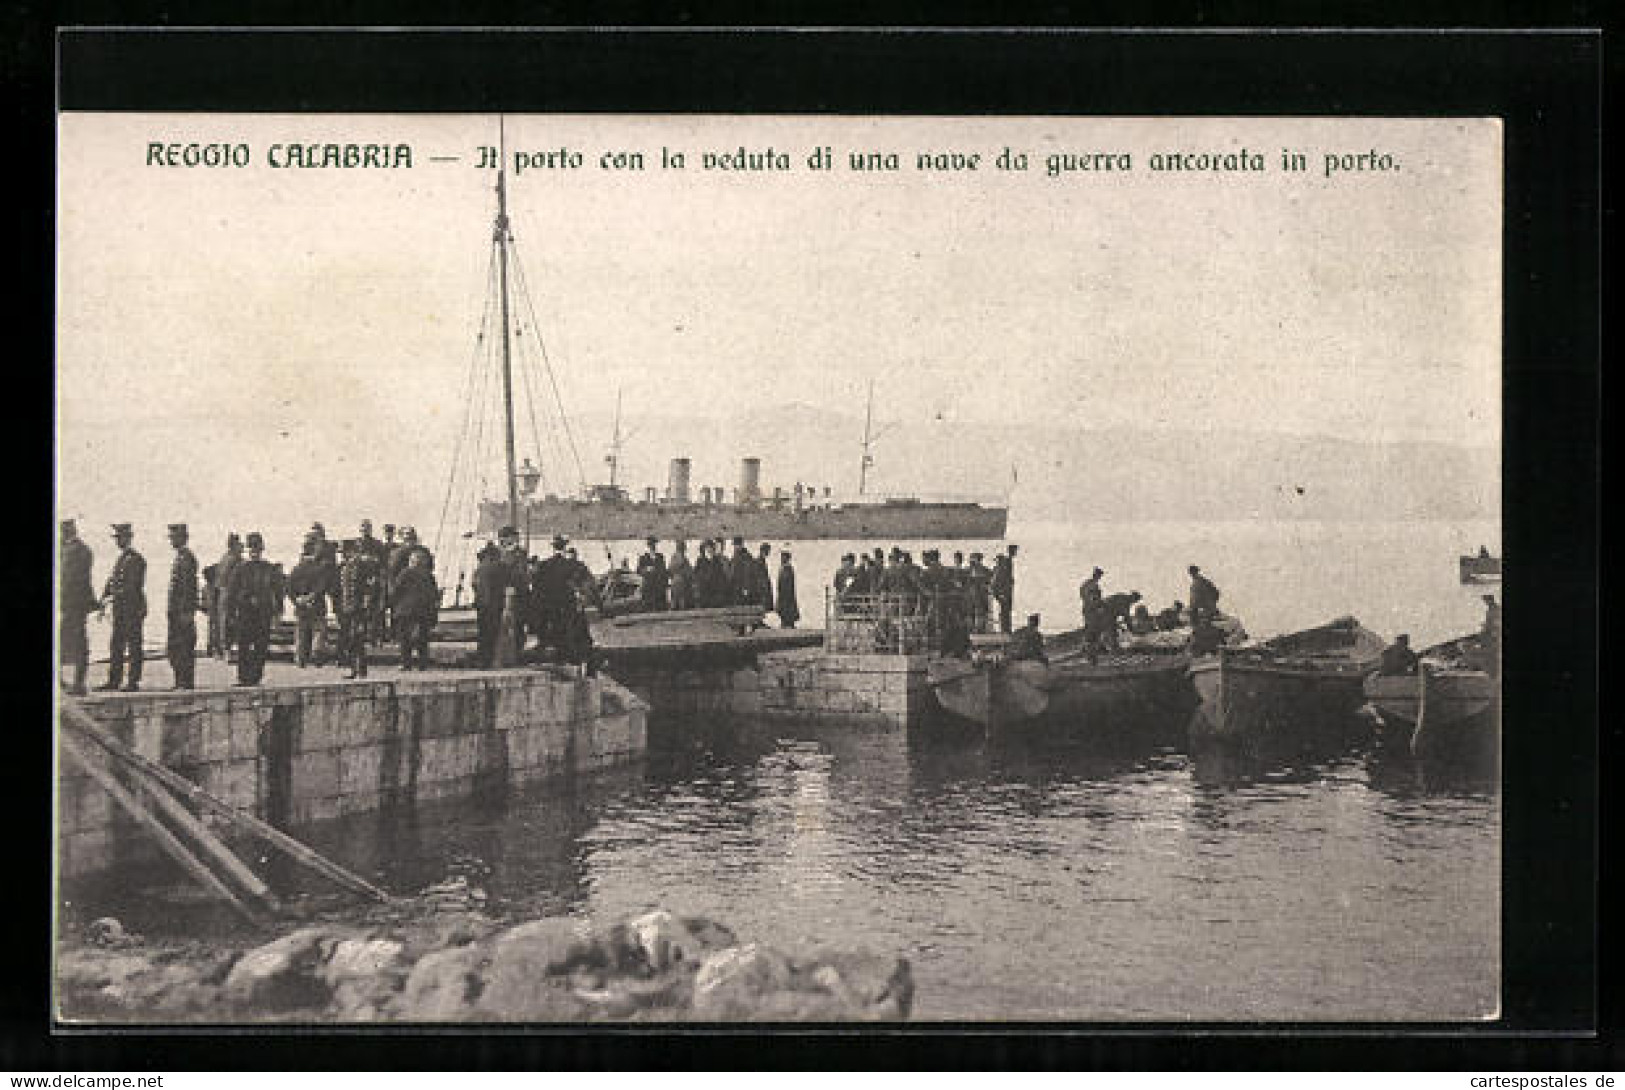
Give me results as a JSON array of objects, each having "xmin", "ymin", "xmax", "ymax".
[
  {"xmin": 495, "ymin": 118, "xmax": 521, "ymax": 540},
  {"xmin": 859, "ymin": 380, "xmax": 875, "ymax": 495}
]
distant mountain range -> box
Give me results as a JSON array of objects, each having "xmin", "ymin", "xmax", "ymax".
[{"xmin": 578, "ymin": 403, "xmax": 1499, "ymax": 523}]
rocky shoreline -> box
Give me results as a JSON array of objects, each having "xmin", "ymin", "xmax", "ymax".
[{"xmin": 56, "ymin": 908, "xmax": 915, "ymax": 1023}]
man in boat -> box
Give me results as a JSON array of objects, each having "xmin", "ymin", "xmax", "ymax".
[
  {"xmin": 1155, "ymin": 600, "xmax": 1185, "ymax": 631},
  {"xmin": 1078, "ymin": 567, "xmax": 1108, "ymax": 655},
  {"xmin": 165, "ymin": 524, "xmax": 200, "ymax": 691},
  {"xmin": 392, "ymin": 549, "xmax": 440, "ymax": 671},
  {"xmin": 96, "ymin": 523, "xmax": 147, "ymax": 692},
  {"xmin": 668, "ymin": 540, "xmax": 695, "ymax": 611},
  {"xmin": 209, "ymin": 532, "xmax": 243, "ymax": 659},
  {"xmin": 637, "ymin": 537, "xmax": 669, "ymax": 612},
  {"xmin": 1188, "ymin": 565, "xmax": 1222, "ymax": 627},
  {"xmin": 226, "ymin": 532, "xmax": 282, "ymax": 687},
  {"xmin": 1128, "ymin": 602, "xmax": 1156, "ymax": 636},
  {"xmin": 966, "ymin": 552, "xmax": 993, "ymax": 633},
  {"xmin": 287, "ymin": 539, "xmax": 335, "ymax": 668},
  {"xmin": 1378, "ymin": 633, "xmax": 1420, "ymax": 676},
  {"xmin": 1008, "ymin": 614, "xmax": 1047, "ymax": 664},
  {"xmin": 1099, "ymin": 590, "xmax": 1143, "ymax": 651},
  {"xmin": 59, "ymin": 519, "xmax": 96, "ymax": 696},
  {"xmin": 472, "ymin": 542, "xmax": 507, "ymax": 668},
  {"xmin": 777, "ymin": 551, "xmax": 800, "ymax": 629},
  {"xmin": 990, "ymin": 552, "xmax": 1015, "ymax": 634},
  {"xmin": 337, "ymin": 537, "xmax": 382, "ymax": 679},
  {"xmin": 1478, "ymin": 593, "xmax": 1502, "ymax": 675},
  {"xmin": 1188, "ymin": 617, "xmax": 1225, "ymax": 656}
]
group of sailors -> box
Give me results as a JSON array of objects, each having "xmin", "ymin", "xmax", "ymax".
[
  {"xmin": 831, "ymin": 545, "xmax": 1019, "ymax": 634},
  {"xmin": 56, "ymin": 518, "xmax": 442, "ymax": 693},
  {"xmin": 1072, "ymin": 563, "xmax": 1226, "ymax": 659},
  {"xmin": 470, "ymin": 525, "xmax": 600, "ymax": 671},
  {"xmin": 612, "ymin": 535, "xmax": 801, "ymax": 628}
]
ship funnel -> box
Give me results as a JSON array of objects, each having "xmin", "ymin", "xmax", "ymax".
[
  {"xmin": 667, "ymin": 458, "xmax": 692, "ymax": 504},
  {"xmin": 739, "ymin": 458, "xmax": 762, "ymax": 504}
]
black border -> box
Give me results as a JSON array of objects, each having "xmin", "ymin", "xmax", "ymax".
[{"xmin": 8, "ymin": 22, "xmax": 1607, "ymax": 1070}]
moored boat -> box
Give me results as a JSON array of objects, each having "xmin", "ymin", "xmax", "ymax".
[
  {"xmin": 1458, "ymin": 549, "xmax": 1502, "ymax": 583},
  {"xmin": 926, "ymin": 623, "xmax": 1236, "ymax": 743},
  {"xmin": 1364, "ymin": 636, "xmax": 1498, "ymax": 760},
  {"xmin": 1188, "ymin": 616, "xmax": 1384, "ymax": 746}
]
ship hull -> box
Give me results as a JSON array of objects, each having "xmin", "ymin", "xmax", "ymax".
[{"xmin": 479, "ymin": 499, "xmax": 1008, "ymax": 541}]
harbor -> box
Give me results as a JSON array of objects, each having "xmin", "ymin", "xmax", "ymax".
[{"xmin": 56, "ymin": 113, "xmax": 1504, "ymax": 1024}]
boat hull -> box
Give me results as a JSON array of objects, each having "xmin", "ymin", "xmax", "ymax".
[
  {"xmin": 1189, "ymin": 653, "xmax": 1375, "ymax": 746},
  {"xmin": 480, "ymin": 497, "xmax": 1008, "ymax": 541},
  {"xmin": 1458, "ymin": 555, "xmax": 1503, "ymax": 583},
  {"xmin": 1411, "ymin": 666, "xmax": 1499, "ymax": 762},
  {"xmin": 929, "ymin": 652, "xmax": 1191, "ymax": 744}
]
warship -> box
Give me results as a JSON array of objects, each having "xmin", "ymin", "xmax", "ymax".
[{"xmin": 440, "ymin": 123, "xmax": 1008, "ymax": 555}]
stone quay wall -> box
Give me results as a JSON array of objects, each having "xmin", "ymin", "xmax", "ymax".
[
  {"xmin": 612, "ymin": 648, "xmax": 937, "ymax": 731},
  {"xmin": 57, "ymin": 670, "xmax": 647, "ymax": 879}
]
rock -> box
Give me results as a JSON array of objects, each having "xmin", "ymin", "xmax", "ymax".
[
  {"xmin": 798, "ymin": 950, "xmax": 915, "ymax": 1020},
  {"xmin": 320, "ymin": 938, "xmax": 404, "ymax": 987},
  {"xmin": 223, "ymin": 926, "xmax": 347, "ymax": 1010},
  {"xmin": 56, "ymin": 949, "xmax": 153, "ymax": 990},
  {"xmin": 690, "ymin": 943, "xmax": 795, "ymax": 1020},
  {"xmin": 393, "ymin": 944, "xmax": 484, "ymax": 1021},
  {"xmin": 681, "ymin": 916, "xmax": 739, "ymax": 952},
  {"xmin": 624, "ymin": 909, "xmax": 706, "ymax": 973},
  {"xmin": 88, "ymin": 917, "xmax": 134, "ymax": 947},
  {"xmin": 475, "ymin": 918, "xmax": 596, "ymax": 1020}
]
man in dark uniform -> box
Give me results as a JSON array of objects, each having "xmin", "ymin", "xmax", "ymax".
[
  {"xmin": 667, "ymin": 541, "xmax": 694, "ymax": 611},
  {"xmin": 729, "ymin": 538, "xmax": 757, "ymax": 604},
  {"xmin": 777, "ymin": 551, "xmax": 800, "ymax": 629},
  {"xmin": 288, "ymin": 541, "xmax": 335, "ymax": 667},
  {"xmin": 337, "ymin": 537, "xmax": 382, "ymax": 678},
  {"xmin": 1098, "ymin": 590, "xmax": 1143, "ymax": 651},
  {"xmin": 1156, "ymin": 600, "xmax": 1186, "ymax": 631},
  {"xmin": 1378, "ymin": 634, "xmax": 1420, "ymax": 676},
  {"xmin": 966, "ymin": 552, "xmax": 992, "ymax": 633},
  {"xmin": 755, "ymin": 543, "xmax": 776, "ymax": 614},
  {"xmin": 210, "ymin": 532, "xmax": 242, "ymax": 659},
  {"xmin": 97, "ymin": 523, "xmax": 147, "ymax": 691},
  {"xmin": 227, "ymin": 532, "xmax": 281, "ymax": 686},
  {"xmin": 472, "ymin": 542, "xmax": 507, "ymax": 668},
  {"xmin": 1079, "ymin": 567, "xmax": 1108, "ymax": 655},
  {"xmin": 531, "ymin": 535, "xmax": 576, "ymax": 656},
  {"xmin": 1477, "ymin": 594, "xmax": 1502, "ymax": 675},
  {"xmin": 990, "ymin": 551, "xmax": 1015, "ymax": 634},
  {"xmin": 59, "ymin": 520, "xmax": 96, "ymax": 695},
  {"xmin": 1008, "ymin": 614, "xmax": 1047, "ymax": 663},
  {"xmin": 1188, "ymin": 565, "xmax": 1222, "ymax": 627},
  {"xmin": 165, "ymin": 524, "xmax": 200, "ymax": 690},
  {"xmin": 637, "ymin": 537, "xmax": 669, "ymax": 612},
  {"xmin": 392, "ymin": 550, "xmax": 440, "ymax": 670},
  {"xmin": 497, "ymin": 525, "xmax": 531, "ymax": 653}
]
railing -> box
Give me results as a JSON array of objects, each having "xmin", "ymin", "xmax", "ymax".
[{"xmin": 825, "ymin": 588, "xmax": 990, "ymax": 655}]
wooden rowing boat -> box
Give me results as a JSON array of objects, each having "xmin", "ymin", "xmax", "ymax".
[
  {"xmin": 926, "ymin": 622, "xmax": 1221, "ymax": 742},
  {"xmin": 1364, "ymin": 638, "xmax": 1498, "ymax": 760},
  {"xmin": 1458, "ymin": 552, "xmax": 1502, "ymax": 583},
  {"xmin": 1188, "ymin": 616, "xmax": 1385, "ymax": 746}
]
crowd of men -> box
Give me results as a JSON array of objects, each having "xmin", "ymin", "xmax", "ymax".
[
  {"xmin": 831, "ymin": 544, "xmax": 1019, "ymax": 634},
  {"xmin": 57, "ymin": 518, "xmax": 443, "ymax": 693},
  {"xmin": 615, "ymin": 534, "xmax": 801, "ymax": 628}
]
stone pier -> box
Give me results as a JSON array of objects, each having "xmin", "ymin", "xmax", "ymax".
[{"xmin": 57, "ymin": 665, "xmax": 647, "ymax": 879}]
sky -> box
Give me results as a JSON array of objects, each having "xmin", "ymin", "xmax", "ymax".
[{"xmin": 56, "ymin": 113, "xmax": 1501, "ymax": 544}]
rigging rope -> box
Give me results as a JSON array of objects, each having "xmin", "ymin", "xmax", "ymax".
[
  {"xmin": 510, "ymin": 246, "xmax": 589, "ymax": 493},
  {"xmin": 433, "ymin": 246, "xmax": 500, "ymax": 568}
]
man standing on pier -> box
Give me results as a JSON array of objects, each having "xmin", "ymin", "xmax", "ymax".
[
  {"xmin": 755, "ymin": 543, "xmax": 776, "ymax": 615},
  {"xmin": 59, "ymin": 519, "xmax": 96, "ymax": 696},
  {"xmin": 165, "ymin": 524, "xmax": 199, "ymax": 690},
  {"xmin": 209, "ymin": 532, "xmax": 242, "ymax": 659},
  {"xmin": 668, "ymin": 540, "xmax": 694, "ymax": 611},
  {"xmin": 777, "ymin": 550, "xmax": 800, "ymax": 629},
  {"xmin": 228, "ymin": 532, "xmax": 281, "ymax": 686},
  {"xmin": 472, "ymin": 542, "xmax": 507, "ymax": 668},
  {"xmin": 392, "ymin": 550, "xmax": 439, "ymax": 670},
  {"xmin": 96, "ymin": 523, "xmax": 146, "ymax": 692},
  {"xmin": 637, "ymin": 537, "xmax": 669, "ymax": 612},
  {"xmin": 338, "ymin": 537, "xmax": 382, "ymax": 679},
  {"xmin": 288, "ymin": 541, "xmax": 334, "ymax": 667}
]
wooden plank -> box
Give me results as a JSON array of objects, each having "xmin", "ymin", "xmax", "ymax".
[
  {"xmin": 62, "ymin": 703, "xmax": 390, "ymax": 904},
  {"xmin": 59, "ymin": 732, "xmax": 266, "ymax": 925}
]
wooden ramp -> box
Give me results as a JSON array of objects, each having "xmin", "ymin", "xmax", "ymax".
[{"xmin": 59, "ymin": 702, "xmax": 390, "ymax": 923}]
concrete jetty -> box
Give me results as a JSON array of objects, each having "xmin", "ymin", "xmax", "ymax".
[{"xmin": 57, "ymin": 657, "xmax": 646, "ymax": 879}]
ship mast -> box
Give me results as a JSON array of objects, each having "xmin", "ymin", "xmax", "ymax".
[
  {"xmin": 607, "ymin": 388, "xmax": 626, "ymax": 490},
  {"xmin": 859, "ymin": 380, "xmax": 875, "ymax": 495},
  {"xmin": 494, "ymin": 119, "xmax": 521, "ymax": 539}
]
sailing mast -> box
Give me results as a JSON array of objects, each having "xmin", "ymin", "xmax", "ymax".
[
  {"xmin": 494, "ymin": 119, "xmax": 521, "ymax": 540},
  {"xmin": 606, "ymin": 388, "xmax": 626, "ymax": 491},
  {"xmin": 859, "ymin": 380, "xmax": 875, "ymax": 495}
]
